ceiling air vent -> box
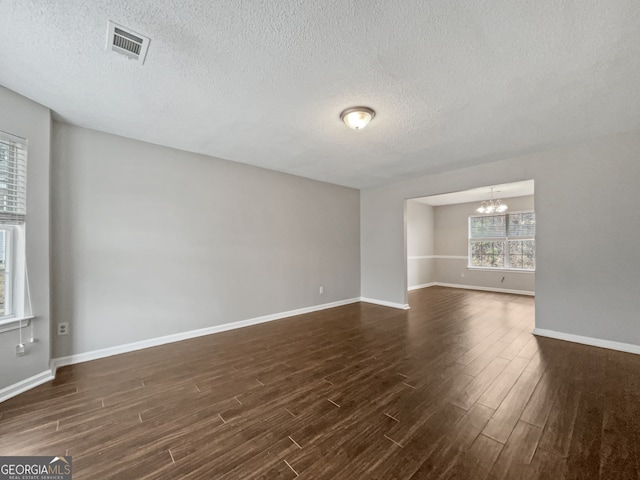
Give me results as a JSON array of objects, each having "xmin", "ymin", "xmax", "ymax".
[{"xmin": 106, "ymin": 21, "xmax": 150, "ymax": 64}]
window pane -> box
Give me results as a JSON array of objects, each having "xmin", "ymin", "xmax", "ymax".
[
  {"xmin": 509, "ymin": 240, "xmax": 522, "ymax": 255},
  {"xmin": 0, "ymin": 274, "xmax": 5, "ymax": 315},
  {"xmin": 509, "ymin": 255, "xmax": 523, "ymax": 269},
  {"xmin": 509, "ymin": 240, "xmax": 535, "ymax": 269},
  {"xmin": 522, "ymin": 240, "xmax": 535, "ymax": 255},
  {"xmin": 471, "ymin": 240, "xmax": 505, "ymax": 268},
  {"xmin": 523, "ymin": 254, "xmax": 535, "ymax": 270},
  {"xmin": 508, "ymin": 212, "xmax": 536, "ymax": 237},
  {"xmin": 470, "ymin": 215, "xmax": 506, "ymax": 238},
  {"xmin": 0, "ymin": 230, "xmax": 6, "ymax": 272}
]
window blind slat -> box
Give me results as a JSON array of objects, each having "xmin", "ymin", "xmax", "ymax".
[
  {"xmin": 470, "ymin": 215, "xmax": 506, "ymax": 238},
  {"xmin": 0, "ymin": 131, "xmax": 27, "ymax": 222}
]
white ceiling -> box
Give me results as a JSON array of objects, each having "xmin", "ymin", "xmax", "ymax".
[
  {"xmin": 412, "ymin": 180, "xmax": 534, "ymax": 206},
  {"xmin": 1, "ymin": 1, "xmax": 639, "ymax": 188}
]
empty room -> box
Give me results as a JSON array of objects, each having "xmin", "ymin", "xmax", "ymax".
[{"xmin": 1, "ymin": 1, "xmax": 639, "ymax": 479}]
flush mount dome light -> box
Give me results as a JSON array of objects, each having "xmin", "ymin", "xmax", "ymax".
[{"xmin": 340, "ymin": 107, "xmax": 375, "ymax": 130}]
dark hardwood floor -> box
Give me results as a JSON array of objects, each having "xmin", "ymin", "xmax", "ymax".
[{"xmin": 1, "ymin": 286, "xmax": 639, "ymax": 479}]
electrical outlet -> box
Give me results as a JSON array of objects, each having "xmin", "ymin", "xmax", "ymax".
[
  {"xmin": 58, "ymin": 322, "xmax": 69, "ymax": 336},
  {"xmin": 16, "ymin": 343, "xmax": 25, "ymax": 356},
  {"xmin": 319, "ymin": 286, "xmax": 324, "ymax": 294},
  {"xmin": 460, "ymin": 272, "xmax": 465, "ymax": 278}
]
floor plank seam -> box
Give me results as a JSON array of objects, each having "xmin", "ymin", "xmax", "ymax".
[
  {"xmin": 384, "ymin": 412, "xmax": 400, "ymax": 422},
  {"xmin": 288, "ymin": 436, "xmax": 302, "ymax": 449},
  {"xmin": 384, "ymin": 434, "xmax": 404, "ymax": 448},
  {"xmin": 283, "ymin": 459, "xmax": 299, "ymax": 476}
]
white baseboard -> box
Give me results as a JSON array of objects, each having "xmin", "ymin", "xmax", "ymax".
[
  {"xmin": 408, "ymin": 282, "xmax": 437, "ymax": 291},
  {"xmin": 359, "ymin": 297, "xmax": 410, "ymax": 310},
  {"xmin": 0, "ymin": 369, "xmax": 55, "ymax": 404},
  {"xmin": 426, "ymin": 282, "xmax": 535, "ymax": 296},
  {"xmin": 51, "ymin": 297, "xmax": 361, "ymax": 371},
  {"xmin": 533, "ymin": 328, "xmax": 640, "ymax": 355}
]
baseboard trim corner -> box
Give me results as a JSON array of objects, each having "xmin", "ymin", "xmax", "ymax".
[
  {"xmin": 360, "ymin": 297, "xmax": 410, "ymax": 310},
  {"xmin": 533, "ymin": 328, "xmax": 640, "ymax": 355},
  {"xmin": 51, "ymin": 297, "xmax": 361, "ymax": 370},
  {"xmin": 408, "ymin": 282, "xmax": 436, "ymax": 291},
  {"xmin": 0, "ymin": 369, "xmax": 55, "ymax": 404}
]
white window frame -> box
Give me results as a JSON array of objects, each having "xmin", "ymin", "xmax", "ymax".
[
  {"xmin": 468, "ymin": 210, "xmax": 535, "ymax": 272},
  {"xmin": 0, "ymin": 226, "xmax": 15, "ymax": 321},
  {"xmin": 0, "ymin": 131, "xmax": 30, "ymax": 329}
]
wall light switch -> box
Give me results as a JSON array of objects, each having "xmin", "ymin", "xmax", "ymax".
[{"xmin": 319, "ymin": 286, "xmax": 324, "ymax": 294}]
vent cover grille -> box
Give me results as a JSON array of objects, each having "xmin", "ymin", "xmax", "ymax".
[
  {"xmin": 106, "ymin": 21, "xmax": 150, "ymax": 64},
  {"xmin": 113, "ymin": 28, "xmax": 142, "ymax": 56}
]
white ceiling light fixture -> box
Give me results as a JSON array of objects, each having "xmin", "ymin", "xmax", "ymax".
[
  {"xmin": 340, "ymin": 107, "xmax": 375, "ymax": 130},
  {"xmin": 477, "ymin": 187, "xmax": 508, "ymax": 214}
]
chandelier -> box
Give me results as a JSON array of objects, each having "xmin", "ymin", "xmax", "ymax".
[{"xmin": 477, "ymin": 187, "xmax": 508, "ymax": 214}]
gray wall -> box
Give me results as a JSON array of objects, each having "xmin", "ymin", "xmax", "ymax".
[
  {"xmin": 0, "ymin": 86, "xmax": 51, "ymax": 389},
  {"xmin": 406, "ymin": 200, "xmax": 435, "ymax": 288},
  {"xmin": 51, "ymin": 123, "xmax": 360, "ymax": 358},
  {"xmin": 363, "ymin": 130, "xmax": 640, "ymax": 346},
  {"xmin": 432, "ymin": 195, "xmax": 535, "ymax": 293}
]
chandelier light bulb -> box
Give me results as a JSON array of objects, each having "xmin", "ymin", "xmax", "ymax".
[{"xmin": 477, "ymin": 188, "xmax": 508, "ymax": 215}]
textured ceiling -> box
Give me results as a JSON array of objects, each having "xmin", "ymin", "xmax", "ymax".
[{"xmin": 1, "ymin": 1, "xmax": 639, "ymax": 188}]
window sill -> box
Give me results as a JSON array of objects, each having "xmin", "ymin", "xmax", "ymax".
[
  {"xmin": 0, "ymin": 316, "xmax": 34, "ymax": 334},
  {"xmin": 466, "ymin": 267, "xmax": 535, "ymax": 274}
]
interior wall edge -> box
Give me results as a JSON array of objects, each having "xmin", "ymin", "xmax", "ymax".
[{"xmin": 359, "ymin": 297, "xmax": 410, "ymax": 310}]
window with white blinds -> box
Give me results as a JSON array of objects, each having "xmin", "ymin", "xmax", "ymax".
[
  {"xmin": 469, "ymin": 212, "xmax": 535, "ymax": 270},
  {"xmin": 0, "ymin": 131, "xmax": 27, "ymax": 321},
  {"xmin": 0, "ymin": 131, "xmax": 27, "ymax": 224}
]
